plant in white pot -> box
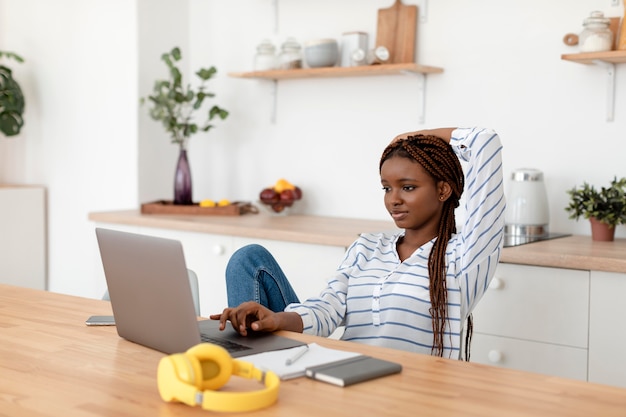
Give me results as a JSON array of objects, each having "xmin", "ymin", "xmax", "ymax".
[
  {"xmin": 142, "ymin": 47, "xmax": 228, "ymax": 205},
  {"xmin": 564, "ymin": 176, "xmax": 626, "ymax": 241},
  {"xmin": 0, "ymin": 51, "xmax": 25, "ymax": 137}
]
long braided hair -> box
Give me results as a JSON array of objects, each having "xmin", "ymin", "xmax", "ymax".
[{"xmin": 379, "ymin": 134, "xmax": 467, "ymax": 358}]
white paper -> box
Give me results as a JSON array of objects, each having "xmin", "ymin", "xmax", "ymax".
[{"xmin": 239, "ymin": 343, "xmax": 360, "ymax": 380}]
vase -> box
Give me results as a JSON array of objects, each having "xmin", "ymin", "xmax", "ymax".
[
  {"xmin": 589, "ymin": 217, "xmax": 615, "ymax": 242},
  {"xmin": 174, "ymin": 147, "xmax": 192, "ymax": 205}
]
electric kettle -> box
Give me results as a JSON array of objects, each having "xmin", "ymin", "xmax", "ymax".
[{"xmin": 504, "ymin": 168, "xmax": 549, "ymax": 236}]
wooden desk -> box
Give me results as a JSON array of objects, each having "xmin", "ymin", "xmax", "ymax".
[{"xmin": 2, "ymin": 284, "xmax": 626, "ymax": 417}]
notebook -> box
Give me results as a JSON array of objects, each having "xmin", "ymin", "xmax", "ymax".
[
  {"xmin": 305, "ymin": 355, "xmax": 402, "ymax": 387},
  {"xmin": 95, "ymin": 227, "xmax": 306, "ymax": 356}
]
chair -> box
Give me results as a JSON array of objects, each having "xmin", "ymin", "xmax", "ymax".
[{"xmin": 102, "ymin": 268, "xmax": 201, "ymax": 316}]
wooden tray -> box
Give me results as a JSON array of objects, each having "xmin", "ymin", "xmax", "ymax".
[{"xmin": 140, "ymin": 200, "xmax": 259, "ymax": 216}]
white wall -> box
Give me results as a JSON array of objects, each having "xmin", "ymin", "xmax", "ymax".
[{"xmin": 1, "ymin": 0, "xmax": 625, "ymax": 298}]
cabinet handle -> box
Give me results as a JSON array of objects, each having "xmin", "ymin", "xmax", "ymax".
[
  {"xmin": 489, "ymin": 278, "xmax": 504, "ymax": 290},
  {"xmin": 487, "ymin": 350, "xmax": 503, "ymax": 363},
  {"xmin": 212, "ymin": 245, "xmax": 225, "ymax": 255}
]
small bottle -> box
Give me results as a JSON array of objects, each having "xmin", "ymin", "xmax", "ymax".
[
  {"xmin": 579, "ymin": 11, "xmax": 613, "ymax": 53},
  {"xmin": 278, "ymin": 37, "xmax": 303, "ymax": 70},
  {"xmin": 254, "ymin": 39, "xmax": 277, "ymax": 71},
  {"xmin": 367, "ymin": 46, "xmax": 390, "ymax": 65},
  {"xmin": 351, "ymin": 48, "xmax": 367, "ymax": 66}
]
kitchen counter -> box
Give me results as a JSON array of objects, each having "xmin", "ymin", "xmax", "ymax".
[
  {"xmin": 501, "ymin": 234, "xmax": 626, "ymax": 273},
  {"xmin": 89, "ymin": 210, "xmax": 626, "ymax": 273},
  {"xmin": 88, "ymin": 209, "xmax": 398, "ymax": 248}
]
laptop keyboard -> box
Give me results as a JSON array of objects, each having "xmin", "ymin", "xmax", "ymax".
[{"xmin": 200, "ymin": 334, "xmax": 252, "ymax": 353}]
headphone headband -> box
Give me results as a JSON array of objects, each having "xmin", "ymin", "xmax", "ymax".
[{"xmin": 157, "ymin": 343, "xmax": 280, "ymax": 412}]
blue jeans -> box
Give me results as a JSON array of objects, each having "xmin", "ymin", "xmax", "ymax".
[{"xmin": 225, "ymin": 244, "xmax": 300, "ymax": 311}]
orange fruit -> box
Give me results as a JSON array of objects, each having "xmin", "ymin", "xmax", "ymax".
[{"xmin": 274, "ymin": 178, "xmax": 295, "ymax": 193}]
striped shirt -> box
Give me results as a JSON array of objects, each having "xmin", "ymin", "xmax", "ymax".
[{"xmin": 286, "ymin": 127, "xmax": 505, "ymax": 358}]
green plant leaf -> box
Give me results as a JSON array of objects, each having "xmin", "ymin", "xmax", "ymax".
[
  {"xmin": 141, "ymin": 47, "xmax": 228, "ymax": 146},
  {"xmin": 564, "ymin": 177, "xmax": 626, "ymax": 226}
]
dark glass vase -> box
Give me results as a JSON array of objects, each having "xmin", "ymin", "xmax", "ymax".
[{"xmin": 174, "ymin": 147, "xmax": 193, "ymax": 205}]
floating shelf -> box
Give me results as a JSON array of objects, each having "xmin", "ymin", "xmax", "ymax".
[
  {"xmin": 228, "ymin": 63, "xmax": 443, "ymax": 80},
  {"xmin": 229, "ymin": 63, "xmax": 444, "ymax": 123},
  {"xmin": 561, "ymin": 50, "xmax": 626, "ymax": 64},
  {"xmin": 561, "ymin": 50, "xmax": 626, "ymax": 122}
]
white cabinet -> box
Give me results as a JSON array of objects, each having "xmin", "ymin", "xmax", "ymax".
[
  {"xmin": 91, "ymin": 223, "xmax": 347, "ymax": 317},
  {"xmin": 233, "ymin": 237, "xmax": 346, "ymax": 302},
  {"xmin": 0, "ymin": 185, "xmax": 47, "ymax": 290},
  {"xmin": 588, "ymin": 271, "xmax": 626, "ymax": 388},
  {"xmin": 471, "ymin": 263, "xmax": 590, "ymax": 381}
]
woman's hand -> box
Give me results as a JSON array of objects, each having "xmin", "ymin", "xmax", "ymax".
[{"xmin": 209, "ymin": 301, "xmax": 303, "ymax": 336}]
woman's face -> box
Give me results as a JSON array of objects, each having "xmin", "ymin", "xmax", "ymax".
[{"xmin": 380, "ymin": 156, "xmax": 447, "ymax": 231}]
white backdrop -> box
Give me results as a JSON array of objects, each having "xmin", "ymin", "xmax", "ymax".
[{"xmin": 1, "ymin": 0, "xmax": 624, "ymax": 297}]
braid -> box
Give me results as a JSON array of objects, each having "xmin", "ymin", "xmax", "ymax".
[{"xmin": 380, "ymin": 135, "xmax": 464, "ymax": 357}]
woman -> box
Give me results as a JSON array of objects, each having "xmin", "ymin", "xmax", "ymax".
[{"xmin": 211, "ymin": 127, "xmax": 505, "ymax": 359}]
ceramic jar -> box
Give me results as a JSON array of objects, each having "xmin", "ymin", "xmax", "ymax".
[{"xmin": 341, "ymin": 31, "xmax": 368, "ymax": 67}]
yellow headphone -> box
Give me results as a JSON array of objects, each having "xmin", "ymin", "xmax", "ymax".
[{"xmin": 157, "ymin": 343, "xmax": 280, "ymax": 412}]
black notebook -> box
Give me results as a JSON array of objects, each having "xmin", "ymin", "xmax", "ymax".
[{"xmin": 305, "ymin": 355, "xmax": 402, "ymax": 387}]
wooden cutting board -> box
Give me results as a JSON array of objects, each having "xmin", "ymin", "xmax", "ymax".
[
  {"xmin": 618, "ymin": 0, "xmax": 626, "ymax": 50},
  {"xmin": 375, "ymin": 0, "xmax": 418, "ymax": 64}
]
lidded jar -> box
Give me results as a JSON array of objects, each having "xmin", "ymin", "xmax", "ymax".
[
  {"xmin": 278, "ymin": 37, "xmax": 303, "ymax": 70},
  {"xmin": 579, "ymin": 11, "xmax": 613, "ymax": 53},
  {"xmin": 254, "ymin": 39, "xmax": 277, "ymax": 71}
]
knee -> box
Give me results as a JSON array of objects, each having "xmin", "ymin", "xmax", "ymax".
[
  {"xmin": 231, "ymin": 244, "xmax": 270, "ymax": 261},
  {"xmin": 227, "ymin": 244, "xmax": 271, "ymax": 270}
]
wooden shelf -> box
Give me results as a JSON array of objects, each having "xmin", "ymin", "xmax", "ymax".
[
  {"xmin": 228, "ymin": 63, "xmax": 444, "ymax": 80},
  {"xmin": 561, "ymin": 50, "xmax": 626, "ymax": 64},
  {"xmin": 228, "ymin": 63, "xmax": 443, "ymax": 123}
]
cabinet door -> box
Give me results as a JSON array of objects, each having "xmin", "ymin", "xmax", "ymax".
[
  {"xmin": 472, "ymin": 263, "xmax": 589, "ymax": 348},
  {"xmin": 589, "ymin": 271, "xmax": 626, "ymax": 388},
  {"xmin": 0, "ymin": 186, "xmax": 46, "ymax": 290},
  {"xmin": 471, "ymin": 333, "xmax": 588, "ymax": 381},
  {"xmin": 232, "ymin": 237, "xmax": 346, "ymax": 301}
]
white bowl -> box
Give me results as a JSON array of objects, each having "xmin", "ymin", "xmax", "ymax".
[{"xmin": 304, "ymin": 39, "xmax": 339, "ymax": 68}]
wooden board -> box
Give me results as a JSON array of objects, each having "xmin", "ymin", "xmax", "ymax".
[
  {"xmin": 375, "ymin": 0, "xmax": 418, "ymax": 64},
  {"xmin": 608, "ymin": 17, "xmax": 620, "ymax": 49},
  {"xmin": 140, "ymin": 200, "xmax": 258, "ymax": 216},
  {"xmin": 618, "ymin": 1, "xmax": 626, "ymax": 50}
]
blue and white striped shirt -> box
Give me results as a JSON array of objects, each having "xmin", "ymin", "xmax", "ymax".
[{"xmin": 286, "ymin": 127, "xmax": 505, "ymax": 358}]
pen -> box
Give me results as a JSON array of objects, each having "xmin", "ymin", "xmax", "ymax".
[{"xmin": 285, "ymin": 345, "xmax": 309, "ymax": 366}]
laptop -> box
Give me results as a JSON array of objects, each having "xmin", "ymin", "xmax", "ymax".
[{"xmin": 95, "ymin": 227, "xmax": 305, "ymax": 356}]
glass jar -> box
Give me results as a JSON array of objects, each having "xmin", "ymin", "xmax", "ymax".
[
  {"xmin": 579, "ymin": 11, "xmax": 613, "ymax": 53},
  {"xmin": 278, "ymin": 37, "xmax": 302, "ymax": 70},
  {"xmin": 254, "ymin": 39, "xmax": 277, "ymax": 71}
]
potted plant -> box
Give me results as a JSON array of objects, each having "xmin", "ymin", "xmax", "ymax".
[
  {"xmin": 564, "ymin": 176, "xmax": 626, "ymax": 241},
  {"xmin": 0, "ymin": 51, "xmax": 25, "ymax": 137},
  {"xmin": 142, "ymin": 47, "xmax": 228, "ymax": 205}
]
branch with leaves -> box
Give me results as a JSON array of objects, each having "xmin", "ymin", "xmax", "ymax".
[
  {"xmin": 142, "ymin": 47, "xmax": 229, "ymax": 148},
  {"xmin": 565, "ymin": 177, "xmax": 626, "ymax": 227}
]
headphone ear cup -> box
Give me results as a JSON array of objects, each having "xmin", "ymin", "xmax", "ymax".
[
  {"xmin": 157, "ymin": 353, "xmax": 200, "ymax": 406},
  {"xmin": 185, "ymin": 343, "xmax": 233, "ymax": 391}
]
